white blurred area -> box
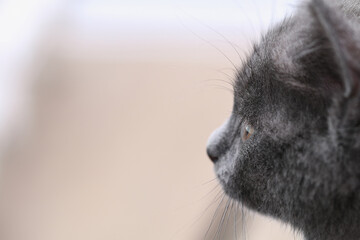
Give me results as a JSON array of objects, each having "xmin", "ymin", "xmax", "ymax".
[{"xmin": 0, "ymin": 0, "xmax": 303, "ymax": 240}]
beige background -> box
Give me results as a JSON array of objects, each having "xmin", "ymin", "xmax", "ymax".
[{"xmin": 0, "ymin": 1, "xmax": 303, "ymax": 240}]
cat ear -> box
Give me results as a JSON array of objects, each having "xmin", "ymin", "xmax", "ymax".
[
  {"xmin": 307, "ymin": 0, "xmax": 360, "ymax": 134},
  {"xmin": 309, "ymin": 0, "xmax": 360, "ymax": 98}
]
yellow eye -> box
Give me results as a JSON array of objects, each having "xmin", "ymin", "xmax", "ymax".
[{"xmin": 242, "ymin": 123, "xmax": 254, "ymax": 141}]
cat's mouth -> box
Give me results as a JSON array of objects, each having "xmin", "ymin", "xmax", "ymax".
[
  {"xmin": 214, "ymin": 162, "xmax": 231, "ymax": 185},
  {"xmin": 214, "ymin": 155, "xmax": 240, "ymax": 198}
]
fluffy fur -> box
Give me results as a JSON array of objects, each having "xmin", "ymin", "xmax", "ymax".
[{"xmin": 206, "ymin": 0, "xmax": 360, "ymax": 239}]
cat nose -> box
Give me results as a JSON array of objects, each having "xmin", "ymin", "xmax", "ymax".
[
  {"xmin": 206, "ymin": 119, "xmax": 229, "ymax": 163},
  {"xmin": 206, "ymin": 145, "xmax": 219, "ymax": 163}
]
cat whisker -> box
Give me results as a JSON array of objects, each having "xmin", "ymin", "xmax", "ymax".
[
  {"xmin": 222, "ymin": 199, "xmax": 234, "ymax": 239},
  {"xmin": 207, "ymin": 85, "xmax": 234, "ymax": 94},
  {"xmin": 177, "ymin": 10, "xmax": 242, "ymax": 66},
  {"xmin": 217, "ymin": 67, "xmax": 238, "ymax": 73},
  {"xmin": 204, "ymin": 80, "xmax": 235, "ymax": 93},
  {"xmin": 200, "ymin": 185, "xmax": 222, "ymax": 204},
  {"xmin": 179, "ymin": 20, "xmax": 238, "ymax": 70},
  {"xmin": 224, "ymin": 198, "xmax": 234, "ymax": 238},
  {"xmin": 172, "ymin": 189, "xmax": 224, "ymax": 240},
  {"xmin": 212, "ymin": 199, "xmax": 226, "ymax": 240},
  {"xmin": 234, "ymin": 200, "xmax": 238, "ymax": 240},
  {"xmin": 201, "ymin": 187, "xmax": 223, "ymax": 205},
  {"xmin": 204, "ymin": 78, "xmax": 235, "ymax": 88},
  {"xmin": 196, "ymin": 21, "xmax": 243, "ymax": 63},
  {"xmin": 170, "ymin": 183, "xmax": 222, "ymax": 239},
  {"xmin": 201, "ymin": 177, "xmax": 219, "ymax": 186},
  {"xmin": 240, "ymin": 202, "xmax": 247, "ymax": 240},
  {"xmin": 216, "ymin": 69, "xmax": 236, "ymax": 83},
  {"xmin": 213, "ymin": 197, "xmax": 231, "ymax": 240},
  {"xmin": 204, "ymin": 193, "xmax": 226, "ymax": 240},
  {"xmin": 189, "ymin": 190, "xmax": 225, "ymax": 234}
]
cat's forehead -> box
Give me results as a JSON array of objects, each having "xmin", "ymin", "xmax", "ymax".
[
  {"xmin": 234, "ymin": 14, "xmax": 312, "ymax": 101},
  {"xmin": 233, "ymin": 15, "xmax": 321, "ymax": 125}
]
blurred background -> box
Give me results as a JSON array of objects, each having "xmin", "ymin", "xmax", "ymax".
[{"xmin": 0, "ymin": 0, "xmax": 303, "ymax": 239}]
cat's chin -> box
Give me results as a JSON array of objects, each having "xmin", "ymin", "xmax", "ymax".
[
  {"xmin": 215, "ymin": 160, "xmax": 263, "ymax": 211},
  {"xmin": 218, "ymin": 182, "xmax": 269, "ymax": 216}
]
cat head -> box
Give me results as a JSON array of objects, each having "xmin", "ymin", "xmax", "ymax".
[{"xmin": 207, "ymin": 0, "xmax": 360, "ymax": 233}]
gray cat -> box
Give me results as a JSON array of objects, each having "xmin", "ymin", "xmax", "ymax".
[{"xmin": 206, "ymin": 0, "xmax": 360, "ymax": 239}]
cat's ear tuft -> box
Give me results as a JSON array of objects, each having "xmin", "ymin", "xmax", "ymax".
[{"xmin": 309, "ymin": 0, "xmax": 360, "ymax": 98}]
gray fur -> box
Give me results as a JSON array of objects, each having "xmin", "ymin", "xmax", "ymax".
[{"xmin": 206, "ymin": 0, "xmax": 360, "ymax": 239}]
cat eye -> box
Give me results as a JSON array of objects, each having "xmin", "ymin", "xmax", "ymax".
[{"xmin": 242, "ymin": 123, "xmax": 254, "ymax": 141}]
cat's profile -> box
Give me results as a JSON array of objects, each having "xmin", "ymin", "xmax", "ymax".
[{"xmin": 206, "ymin": 0, "xmax": 360, "ymax": 239}]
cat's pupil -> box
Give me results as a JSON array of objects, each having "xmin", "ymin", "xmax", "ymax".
[{"xmin": 243, "ymin": 123, "xmax": 254, "ymax": 141}]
